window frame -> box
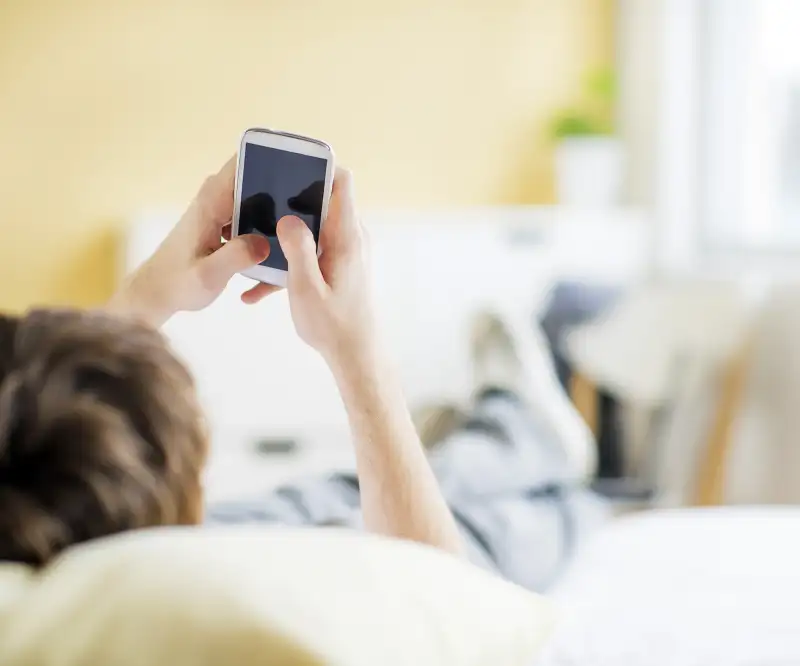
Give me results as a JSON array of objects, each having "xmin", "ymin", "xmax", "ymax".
[{"xmin": 650, "ymin": 0, "xmax": 800, "ymax": 275}]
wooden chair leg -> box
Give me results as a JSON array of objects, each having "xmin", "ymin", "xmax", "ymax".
[
  {"xmin": 693, "ymin": 345, "xmax": 751, "ymax": 506},
  {"xmin": 571, "ymin": 371, "xmax": 600, "ymax": 440}
]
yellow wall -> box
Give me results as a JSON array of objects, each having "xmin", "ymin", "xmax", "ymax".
[{"xmin": 0, "ymin": 0, "xmax": 612, "ymax": 310}]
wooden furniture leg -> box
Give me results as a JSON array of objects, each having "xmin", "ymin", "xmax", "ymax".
[
  {"xmin": 693, "ymin": 344, "xmax": 751, "ymax": 506},
  {"xmin": 571, "ymin": 371, "xmax": 600, "ymax": 439}
]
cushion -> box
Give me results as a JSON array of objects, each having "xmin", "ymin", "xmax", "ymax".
[{"xmin": 0, "ymin": 527, "xmax": 552, "ymax": 666}]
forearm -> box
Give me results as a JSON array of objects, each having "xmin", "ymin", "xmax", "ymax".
[
  {"xmin": 105, "ymin": 269, "xmax": 174, "ymax": 329},
  {"xmin": 328, "ymin": 345, "xmax": 463, "ymax": 555}
]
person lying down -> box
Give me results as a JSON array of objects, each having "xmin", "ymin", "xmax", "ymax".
[{"xmin": 0, "ymin": 158, "xmax": 607, "ymax": 591}]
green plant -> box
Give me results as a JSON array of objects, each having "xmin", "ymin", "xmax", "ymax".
[{"xmin": 549, "ymin": 67, "xmax": 616, "ymax": 141}]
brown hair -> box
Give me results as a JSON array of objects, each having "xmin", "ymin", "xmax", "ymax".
[{"xmin": 0, "ymin": 309, "xmax": 208, "ymax": 566}]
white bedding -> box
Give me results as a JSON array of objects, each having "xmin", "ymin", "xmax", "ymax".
[{"xmin": 538, "ymin": 508, "xmax": 800, "ymax": 665}]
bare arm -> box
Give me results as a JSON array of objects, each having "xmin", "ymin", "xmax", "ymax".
[
  {"xmin": 329, "ymin": 348, "xmax": 462, "ymax": 553},
  {"xmin": 270, "ymin": 169, "xmax": 463, "ymax": 555}
]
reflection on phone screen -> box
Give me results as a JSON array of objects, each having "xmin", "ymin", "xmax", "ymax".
[{"xmin": 238, "ymin": 143, "xmax": 327, "ymax": 271}]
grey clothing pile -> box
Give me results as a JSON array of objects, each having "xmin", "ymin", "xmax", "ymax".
[{"xmin": 207, "ymin": 391, "xmax": 608, "ymax": 592}]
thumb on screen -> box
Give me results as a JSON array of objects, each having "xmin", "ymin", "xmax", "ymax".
[
  {"xmin": 277, "ymin": 216, "xmax": 326, "ymax": 299},
  {"xmin": 199, "ymin": 233, "xmax": 270, "ymax": 289}
]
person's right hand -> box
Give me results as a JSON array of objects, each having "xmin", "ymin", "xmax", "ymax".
[{"xmin": 241, "ymin": 168, "xmax": 375, "ymax": 365}]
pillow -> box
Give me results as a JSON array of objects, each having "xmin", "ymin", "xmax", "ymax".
[{"xmin": 0, "ymin": 527, "xmax": 552, "ymax": 666}]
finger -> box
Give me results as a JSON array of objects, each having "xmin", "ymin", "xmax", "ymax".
[
  {"xmin": 196, "ymin": 234, "xmax": 270, "ymax": 290},
  {"xmin": 195, "ymin": 154, "xmax": 238, "ymax": 227},
  {"xmin": 221, "ymin": 223, "xmax": 232, "ymax": 242},
  {"xmin": 217, "ymin": 154, "xmax": 237, "ymax": 192},
  {"xmin": 241, "ymin": 282, "xmax": 282, "ymax": 304},
  {"xmin": 322, "ymin": 167, "xmax": 359, "ymax": 254},
  {"xmin": 331, "ymin": 167, "xmax": 356, "ymax": 229},
  {"xmin": 277, "ymin": 216, "xmax": 327, "ymax": 299},
  {"xmin": 332, "ymin": 166, "xmax": 355, "ymax": 218}
]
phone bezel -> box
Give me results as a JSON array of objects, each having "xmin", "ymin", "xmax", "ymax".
[{"xmin": 232, "ymin": 127, "xmax": 335, "ymax": 287}]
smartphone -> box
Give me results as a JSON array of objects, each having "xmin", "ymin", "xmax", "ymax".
[{"xmin": 232, "ymin": 128, "xmax": 335, "ymax": 287}]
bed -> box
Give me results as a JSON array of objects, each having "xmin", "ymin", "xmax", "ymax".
[{"xmin": 538, "ymin": 508, "xmax": 800, "ymax": 665}]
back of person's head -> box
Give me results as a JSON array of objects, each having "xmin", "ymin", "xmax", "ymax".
[{"xmin": 0, "ymin": 309, "xmax": 208, "ymax": 566}]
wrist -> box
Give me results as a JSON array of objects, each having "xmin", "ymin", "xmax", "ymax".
[
  {"xmin": 107, "ymin": 279, "xmax": 175, "ymax": 329},
  {"xmin": 324, "ymin": 336, "xmax": 387, "ymax": 391}
]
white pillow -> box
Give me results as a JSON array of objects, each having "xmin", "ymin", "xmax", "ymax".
[{"xmin": 0, "ymin": 527, "xmax": 552, "ymax": 666}]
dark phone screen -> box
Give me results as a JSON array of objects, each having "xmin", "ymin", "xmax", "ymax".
[{"xmin": 238, "ymin": 142, "xmax": 328, "ymax": 271}]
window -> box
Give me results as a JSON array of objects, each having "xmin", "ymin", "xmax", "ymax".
[{"xmin": 703, "ymin": 0, "xmax": 800, "ymax": 250}]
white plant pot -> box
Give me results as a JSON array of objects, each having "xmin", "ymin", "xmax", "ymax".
[{"xmin": 555, "ymin": 137, "xmax": 624, "ymax": 207}]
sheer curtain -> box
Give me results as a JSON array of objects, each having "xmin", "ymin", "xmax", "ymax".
[
  {"xmin": 702, "ymin": 0, "xmax": 800, "ymax": 250},
  {"xmin": 618, "ymin": 0, "xmax": 800, "ymax": 268}
]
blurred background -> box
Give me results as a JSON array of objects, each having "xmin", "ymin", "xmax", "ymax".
[
  {"xmin": 2, "ymin": 0, "xmax": 800, "ymax": 510},
  {"xmin": 0, "ymin": 0, "xmax": 611, "ymax": 308}
]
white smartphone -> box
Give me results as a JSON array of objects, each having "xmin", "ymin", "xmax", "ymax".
[{"xmin": 232, "ymin": 128, "xmax": 335, "ymax": 287}]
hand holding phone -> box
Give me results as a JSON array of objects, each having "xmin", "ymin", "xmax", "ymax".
[
  {"xmin": 107, "ymin": 156, "xmax": 271, "ymax": 327},
  {"xmin": 243, "ymin": 166, "xmax": 375, "ymax": 364}
]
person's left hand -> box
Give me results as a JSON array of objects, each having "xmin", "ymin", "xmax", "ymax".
[{"xmin": 108, "ymin": 156, "xmax": 277, "ymax": 327}]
